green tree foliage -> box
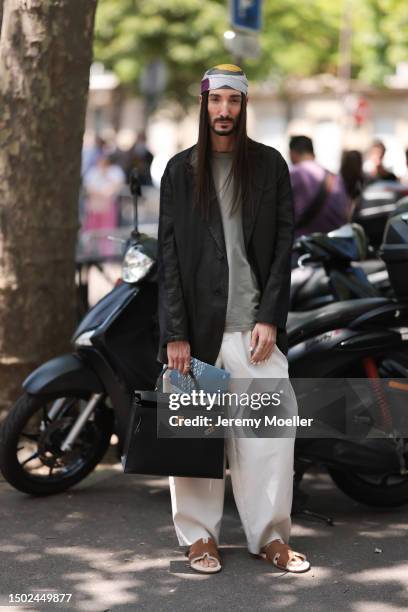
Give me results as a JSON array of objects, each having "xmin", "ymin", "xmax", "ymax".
[
  {"xmin": 352, "ymin": 0, "xmax": 408, "ymax": 85},
  {"xmin": 94, "ymin": 0, "xmax": 231, "ymax": 102},
  {"xmin": 259, "ymin": 0, "xmax": 342, "ymax": 80},
  {"xmin": 94, "ymin": 0, "xmax": 408, "ymax": 103}
]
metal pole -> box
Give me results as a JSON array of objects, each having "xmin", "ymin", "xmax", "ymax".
[
  {"xmin": 338, "ymin": 0, "xmax": 353, "ymax": 147},
  {"xmin": 338, "ymin": 0, "xmax": 352, "ymax": 84}
]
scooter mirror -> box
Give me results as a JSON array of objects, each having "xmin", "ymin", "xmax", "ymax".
[
  {"xmin": 130, "ymin": 168, "xmax": 142, "ymax": 197},
  {"xmin": 129, "ymin": 168, "xmax": 141, "ymax": 234}
]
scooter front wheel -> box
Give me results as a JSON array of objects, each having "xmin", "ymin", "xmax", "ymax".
[{"xmin": 0, "ymin": 392, "xmax": 114, "ymax": 496}]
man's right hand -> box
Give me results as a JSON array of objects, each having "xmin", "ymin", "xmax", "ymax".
[{"xmin": 167, "ymin": 341, "xmax": 191, "ymax": 375}]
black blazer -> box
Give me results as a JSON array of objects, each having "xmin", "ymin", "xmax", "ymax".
[{"xmin": 157, "ymin": 139, "xmax": 294, "ymax": 365}]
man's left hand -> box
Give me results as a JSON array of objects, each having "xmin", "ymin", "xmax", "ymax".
[{"xmin": 250, "ymin": 323, "xmax": 277, "ymax": 364}]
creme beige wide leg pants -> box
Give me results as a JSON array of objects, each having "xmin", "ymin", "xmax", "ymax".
[{"xmin": 165, "ymin": 330, "xmax": 297, "ymax": 555}]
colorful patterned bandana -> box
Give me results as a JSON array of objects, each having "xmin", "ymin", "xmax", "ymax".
[{"xmin": 201, "ymin": 64, "xmax": 248, "ymax": 96}]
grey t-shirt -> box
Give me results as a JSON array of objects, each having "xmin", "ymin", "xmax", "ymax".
[{"xmin": 211, "ymin": 151, "xmax": 260, "ymax": 332}]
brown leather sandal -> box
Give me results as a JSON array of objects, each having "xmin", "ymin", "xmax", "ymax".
[
  {"xmin": 255, "ymin": 539, "xmax": 310, "ymax": 573},
  {"xmin": 186, "ymin": 537, "xmax": 222, "ymax": 574}
]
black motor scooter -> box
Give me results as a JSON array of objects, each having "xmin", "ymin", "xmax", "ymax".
[
  {"xmin": 355, "ymin": 181, "xmax": 408, "ymax": 248},
  {"xmin": 290, "ymin": 199, "xmax": 408, "ymax": 312},
  {"xmin": 289, "ymin": 205, "xmax": 408, "ymax": 507},
  {"xmin": 290, "ymin": 223, "xmax": 388, "ymax": 311},
  {"xmin": 0, "ymin": 172, "xmax": 162, "ymax": 495}
]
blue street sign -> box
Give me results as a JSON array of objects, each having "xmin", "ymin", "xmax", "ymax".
[{"xmin": 231, "ymin": 0, "xmax": 262, "ymax": 33}]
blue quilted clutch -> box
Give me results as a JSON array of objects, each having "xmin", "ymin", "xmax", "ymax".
[{"xmin": 169, "ymin": 357, "xmax": 230, "ymax": 394}]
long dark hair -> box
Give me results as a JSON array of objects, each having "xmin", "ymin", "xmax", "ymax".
[{"xmin": 193, "ymin": 90, "xmax": 253, "ymax": 220}]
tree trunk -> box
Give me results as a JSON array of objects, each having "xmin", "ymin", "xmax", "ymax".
[{"xmin": 0, "ymin": 0, "xmax": 98, "ymax": 415}]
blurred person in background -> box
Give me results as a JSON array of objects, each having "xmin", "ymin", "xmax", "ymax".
[
  {"xmin": 340, "ymin": 150, "xmax": 364, "ymax": 217},
  {"xmin": 363, "ymin": 139, "xmax": 398, "ymax": 185},
  {"xmin": 81, "ymin": 135, "xmax": 107, "ymax": 178},
  {"xmin": 79, "ymin": 135, "xmax": 108, "ymax": 221},
  {"xmin": 289, "ymin": 135, "xmax": 350, "ymax": 240},
  {"xmin": 82, "ymin": 154, "xmax": 125, "ymax": 231},
  {"xmin": 401, "ymin": 148, "xmax": 408, "ymax": 185},
  {"xmin": 122, "ymin": 131, "xmax": 153, "ymax": 185}
]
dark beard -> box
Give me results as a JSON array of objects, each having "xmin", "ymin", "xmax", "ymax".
[{"xmin": 210, "ymin": 119, "xmax": 237, "ymax": 137}]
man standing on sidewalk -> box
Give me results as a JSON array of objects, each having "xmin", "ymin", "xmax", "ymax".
[
  {"xmin": 157, "ymin": 65, "xmax": 310, "ymax": 574},
  {"xmin": 289, "ymin": 135, "xmax": 350, "ymax": 240}
]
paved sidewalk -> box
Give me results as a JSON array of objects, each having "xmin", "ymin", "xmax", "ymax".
[{"xmin": 1, "ymin": 458, "xmax": 408, "ymax": 612}]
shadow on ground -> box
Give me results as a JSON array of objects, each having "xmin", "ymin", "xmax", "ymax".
[{"xmin": 1, "ymin": 455, "xmax": 408, "ymax": 612}]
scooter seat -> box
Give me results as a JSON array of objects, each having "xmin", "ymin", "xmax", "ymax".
[
  {"xmin": 290, "ymin": 258, "xmax": 386, "ymax": 310},
  {"xmin": 287, "ymin": 297, "xmax": 391, "ymax": 346},
  {"xmin": 290, "ymin": 265, "xmax": 330, "ymax": 307}
]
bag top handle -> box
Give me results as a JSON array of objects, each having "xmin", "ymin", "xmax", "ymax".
[{"xmin": 155, "ymin": 364, "xmax": 201, "ymax": 392}]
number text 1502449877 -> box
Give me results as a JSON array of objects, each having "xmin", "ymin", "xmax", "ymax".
[{"xmin": 9, "ymin": 593, "xmax": 72, "ymax": 604}]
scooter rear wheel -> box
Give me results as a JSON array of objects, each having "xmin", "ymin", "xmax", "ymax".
[
  {"xmin": 328, "ymin": 465, "xmax": 408, "ymax": 507},
  {"xmin": 0, "ymin": 392, "xmax": 114, "ymax": 496}
]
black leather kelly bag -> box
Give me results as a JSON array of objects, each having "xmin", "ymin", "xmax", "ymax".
[{"xmin": 122, "ymin": 365, "xmax": 225, "ymax": 478}]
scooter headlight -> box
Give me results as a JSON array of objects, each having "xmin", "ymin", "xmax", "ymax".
[
  {"xmin": 74, "ymin": 330, "xmax": 95, "ymax": 346},
  {"xmin": 122, "ymin": 245, "xmax": 154, "ymax": 283}
]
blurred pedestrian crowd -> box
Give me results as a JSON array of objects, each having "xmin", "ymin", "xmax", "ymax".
[
  {"xmin": 80, "ymin": 128, "xmax": 408, "ymax": 248},
  {"xmin": 80, "ymin": 131, "xmax": 153, "ymax": 231},
  {"xmin": 289, "ymin": 135, "xmax": 408, "ymax": 241}
]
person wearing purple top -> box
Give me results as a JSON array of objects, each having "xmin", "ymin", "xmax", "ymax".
[{"xmin": 289, "ymin": 135, "xmax": 351, "ymax": 239}]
